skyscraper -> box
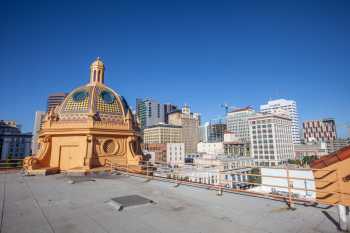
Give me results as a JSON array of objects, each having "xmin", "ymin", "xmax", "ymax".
[
  {"xmin": 260, "ymin": 99, "xmax": 300, "ymax": 144},
  {"xmin": 303, "ymin": 118, "xmax": 337, "ymax": 143},
  {"xmin": 168, "ymin": 105, "xmax": 200, "ymax": 154},
  {"xmin": 136, "ymin": 98, "xmax": 165, "ymax": 130},
  {"xmin": 47, "ymin": 92, "xmax": 67, "ymax": 112},
  {"xmin": 207, "ymin": 122, "xmax": 227, "ymax": 142},
  {"xmin": 163, "ymin": 103, "xmax": 178, "ymax": 124},
  {"xmin": 248, "ymin": 113, "xmax": 295, "ymax": 166},
  {"xmin": 226, "ymin": 107, "xmax": 256, "ymax": 143},
  {"xmin": 199, "ymin": 122, "xmax": 209, "ymax": 143}
]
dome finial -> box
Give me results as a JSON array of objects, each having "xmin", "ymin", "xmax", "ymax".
[{"xmin": 90, "ymin": 57, "xmax": 105, "ymax": 85}]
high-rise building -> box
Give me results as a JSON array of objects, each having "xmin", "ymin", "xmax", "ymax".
[
  {"xmin": 31, "ymin": 111, "xmax": 46, "ymax": 154},
  {"xmin": 199, "ymin": 122, "xmax": 209, "ymax": 143},
  {"xmin": 226, "ymin": 107, "xmax": 256, "ymax": 143},
  {"xmin": 207, "ymin": 123, "xmax": 227, "ymax": 142},
  {"xmin": 143, "ymin": 124, "xmax": 182, "ymax": 144},
  {"xmin": 260, "ymin": 99, "xmax": 300, "ymax": 144},
  {"xmin": 136, "ymin": 98, "xmax": 165, "ymax": 130},
  {"xmin": 248, "ymin": 113, "xmax": 295, "ymax": 166},
  {"xmin": 303, "ymin": 118, "xmax": 337, "ymax": 143},
  {"xmin": 0, "ymin": 120, "xmax": 32, "ymax": 160},
  {"xmin": 168, "ymin": 105, "xmax": 200, "ymax": 154},
  {"xmin": 163, "ymin": 103, "xmax": 178, "ymax": 124},
  {"xmin": 199, "ymin": 121, "xmax": 226, "ymax": 143},
  {"xmin": 136, "ymin": 98, "xmax": 146, "ymax": 129},
  {"xmin": 47, "ymin": 92, "xmax": 67, "ymax": 112}
]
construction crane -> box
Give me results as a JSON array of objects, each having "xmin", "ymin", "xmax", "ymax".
[
  {"xmin": 220, "ymin": 103, "xmax": 229, "ymax": 115},
  {"xmin": 220, "ymin": 103, "xmax": 239, "ymax": 115}
]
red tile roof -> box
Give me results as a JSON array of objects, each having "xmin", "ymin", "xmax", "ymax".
[{"xmin": 310, "ymin": 145, "xmax": 350, "ymax": 169}]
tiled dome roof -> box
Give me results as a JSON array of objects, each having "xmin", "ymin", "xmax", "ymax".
[{"xmin": 57, "ymin": 83, "xmax": 128, "ymax": 121}]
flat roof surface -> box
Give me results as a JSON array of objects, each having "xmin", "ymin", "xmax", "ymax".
[{"xmin": 0, "ymin": 172, "xmax": 341, "ymax": 233}]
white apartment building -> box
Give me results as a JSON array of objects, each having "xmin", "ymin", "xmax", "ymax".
[
  {"xmin": 260, "ymin": 99, "xmax": 300, "ymax": 144},
  {"xmin": 226, "ymin": 107, "xmax": 256, "ymax": 143},
  {"xmin": 248, "ymin": 113, "xmax": 295, "ymax": 167},
  {"xmin": 197, "ymin": 142, "xmax": 224, "ymax": 155},
  {"xmin": 166, "ymin": 143, "xmax": 185, "ymax": 167}
]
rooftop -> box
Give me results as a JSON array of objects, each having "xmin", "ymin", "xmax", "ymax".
[
  {"xmin": 0, "ymin": 172, "xmax": 340, "ymax": 233},
  {"xmin": 228, "ymin": 106, "xmax": 253, "ymax": 113},
  {"xmin": 248, "ymin": 112, "xmax": 291, "ymax": 121},
  {"xmin": 145, "ymin": 123, "xmax": 182, "ymax": 129}
]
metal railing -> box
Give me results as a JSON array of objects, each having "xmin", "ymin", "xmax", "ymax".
[
  {"xmin": 1, "ymin": 158, "xmax": 347, "ymax": 208},
  {"xmin": 106, "ymin": 160, "xmax": 350, "ymax": 208},
  {"xmin": 0, "ymin": 159, "xmax": 23, "ymax": 171}
]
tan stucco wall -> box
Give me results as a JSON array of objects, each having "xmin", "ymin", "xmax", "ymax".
[
  {"xmin": 313, "ymin": 158, "xmax": 350, "ymax": 206},
  {"xmin": 50, "ymin": 136, "xmax": 88, "ymax": 170}
]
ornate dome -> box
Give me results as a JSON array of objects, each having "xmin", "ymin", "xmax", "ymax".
[
  {"xmin": 56, "ymin": 58, "xmax": 130, "ymax": 122},
  {"xmin": 24, "ymin": 58, "xmax": 146, "ymax": 175}
]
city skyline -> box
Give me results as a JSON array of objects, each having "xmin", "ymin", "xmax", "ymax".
[{"xmin": 0, "ymin": 0, "xmax": 349, "ymax": 137}]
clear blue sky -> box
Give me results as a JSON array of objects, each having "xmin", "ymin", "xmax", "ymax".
[{"xmin": 0, "ymin": 0, "xmax": 349, "ymax": 137}]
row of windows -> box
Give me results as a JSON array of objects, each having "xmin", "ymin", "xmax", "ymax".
[
  {"xmin": 252, "ymin": 124, "xmax": 272, "ymax": 129},
  {"xmin": 168, "ymin": 156, "xmax": 183, "ymax": 161},
  {"xmin": 254, "ymin": 155, "xmax": 276, "ymax": 159},
  {"xmin": 147, "ymin": 103, "xmax": 163, "ymax": 118},
  {"xmin": 169, "ymin": 146, "xmax": 183, "ymax": 151},
  {"xmin": 254, "ymin": 144, "xmax": 274, "ymax": 149}
]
